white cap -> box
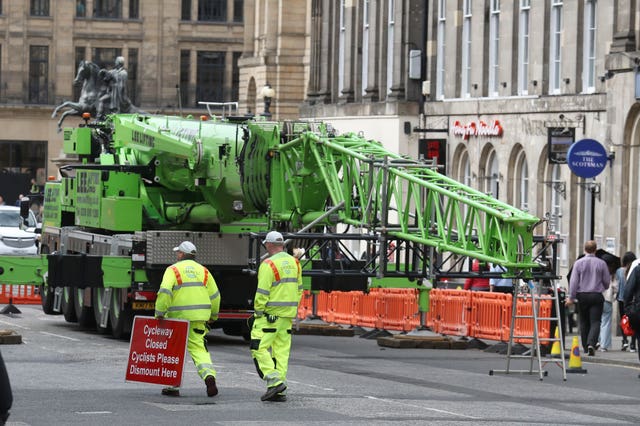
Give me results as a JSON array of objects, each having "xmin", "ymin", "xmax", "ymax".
[
  {"xmin": 173, "ymin": 241, "xmax": 197, "ymax": 254},
  {"xmin": 264, "ymin": 231, "xmax": 284, "ymax": 244}
]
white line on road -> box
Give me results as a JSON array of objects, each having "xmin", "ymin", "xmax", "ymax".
[
  {"xmin": 365, "ymin": 395, "xmax": 481, "ymax": 420},
  {"xmin": 39, "ymin": 331, "xmax": 80, "ymax": 341},
  {"xmin": 75, "ymin": 411, "xmax": 113, "ymax": 415},
  {"xmin": 242, "ymin": 371, "xmax": 335, "ymax": 391},
  {"xmin": 0, "ymin": 318, "xmax": 30, "ymax": 329}
]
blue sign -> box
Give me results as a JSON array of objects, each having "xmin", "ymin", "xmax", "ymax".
[{"xmin": 566, "ymin": 139, "xmax": 607, "ymax": 178}]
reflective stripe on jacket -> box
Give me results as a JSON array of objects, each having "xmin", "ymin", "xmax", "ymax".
[
  {"xmin": 155, "ymin": 259, "xmax": 221, "ymax": 321},
  {"xmin": 255, "ymin": 251, "xmax": 303, "ymax": 318}
]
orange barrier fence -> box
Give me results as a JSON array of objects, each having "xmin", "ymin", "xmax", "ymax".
[
  {"xmin": 0, "ymin": 284, "xmax": 41, "ymax": 305},
  {"xmin": 298, "ymin": 288, "xmax": 552, "ymax": 342}
]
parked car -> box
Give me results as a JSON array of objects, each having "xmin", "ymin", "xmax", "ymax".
[{"xmin": 0, "ymin": 205, "xmax": 38, "ymax": 255}]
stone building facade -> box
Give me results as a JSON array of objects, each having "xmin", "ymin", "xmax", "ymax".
[{"xmin": 300, "ymin": 0, "xmax": 640, "ymax": 279}]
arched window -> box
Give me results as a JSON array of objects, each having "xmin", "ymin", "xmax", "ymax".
[
  {"xmin": 516, "ymin": 151, "xmax": 529, "ymax": 211},
  {"xmin": 485, "ymin": 150, "xmax": 499, "ymax": 198}
]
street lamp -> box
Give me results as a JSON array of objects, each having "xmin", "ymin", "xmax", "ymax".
[{"xmin": 261, "ymin": 83, "xmax": 275, "ymax": 117}]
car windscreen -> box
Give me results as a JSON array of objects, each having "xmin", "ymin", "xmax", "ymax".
[{"xmin": 0, "ymin": 210, "xmax": 36, "ymax": 228}]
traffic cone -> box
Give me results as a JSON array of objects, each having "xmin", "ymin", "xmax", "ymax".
[
  {"xmin": 550, "ymin": 326, "xmax": 561, "ymax": 358},
  {"xmin": 566, "ymin": 335, "xmax": 587, "ymax": 374}
]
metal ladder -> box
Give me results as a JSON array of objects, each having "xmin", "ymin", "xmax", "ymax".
[{"xmin": 490, "ymin": 279, "xmax": 567, "ymax": 380}]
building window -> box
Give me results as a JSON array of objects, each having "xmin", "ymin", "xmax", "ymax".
[
  {"xmin": 31, "ymin": 0, "xmax": 49, "ymax": 16},
  {"xmin": 198, "ymin": 0, "xmax": 226, "ymax": 22},
  {"xmin": 127, "ymin": 48, "xmax": 138, "ymax": 105},
  {"xmin": 386, "ymin": 0, "xmax": 395, "ymax": 95},
  {"xmin": 436, "ymin": 0, "xmax": 445, "ymax": 100},
  {"xmin": 485, "ymin": 150, "xmax": 499, "ymax": 198},
  {"xmin": 361, "ymin": 0, "xmax": 369, "ymax": 96},
  {"xmin": 488, "ymin": 0, "xmax": 500, "ymax": 96},
  {"xmin": 232, "ymin": 51, "xmax": 241, "ymax": 101},
  {"xmin": 180, "ymin": 50, "xmax": 191, "ymax": 106},
  {"xmin": 550, "ymin": 164, "xmax": 562, "ymax": 233},
  {"xmin": 94, "ymin": 0, "xmax": 122, "ymax": 19},
  {"xmin": 461, "ymin": 0, "xmax": 472, "ymax": 98},
  {"xmin": 76, "ymin": 0, "xmax": 86, "ymax": 17},
  {"xmin": 461, "ymin": 151, "xmax": 471, "ymax": 187},
  {"xmin": 518, "ymin": 0, "xmax": 530, "ymax": 95},
  {"xmin": 29, "ymin": 46, "xmax": 49, "ymax": 104},
  {"xmin": 129, "ymin": 0, "xmax": 139, "ymax": 19},
  {"xmin": 181, "ymin": 0, "xmax": 191, "ymax": 20},
  {"xmin": 516, "ymin": 152, "xmax": 529, "ymax": 211},
  {"xmin": 233, "ymin": 0, "xmax": 243, "ymax": 22},
  {"xmin": 338, "ymin": 0, "xmax": 345, "ymax": 97},
  {"xmin": 92, "ymin": 48, "xmax": 122, "ymax": 70},
  {"xmin": 196, "ymin": 51, "xmax": 225, "ymax": 103},
  {"xmin": 583, "ymin": 0, "xmax": 597, "ymax": 92},
  {"xmin": 550, "ymin": 0, "xmax": 563, "ymax": 94}
]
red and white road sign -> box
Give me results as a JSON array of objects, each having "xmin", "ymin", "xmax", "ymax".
[{"xmin": 125, "ymin": 316, "xmax": 189, "ymax": 387}]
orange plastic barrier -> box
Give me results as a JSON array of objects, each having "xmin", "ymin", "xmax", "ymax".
[
  {"xmin": 299, "ymin": 287, "xmax": 551, "ymax": 342},
  {"xmin": 0, "ymin": 284, "xmax": 41, "ymax": 305},
  {"xmin": 297, "ymin": 290, "xmax": 313, "ymax": 319},
  {"xmin": 472, "ymin": 292, "xmax": 510, "ymax": 341},
  {"xmin": 354, "ymin": 290, "xmax": 382, "ymax": 328},
  {"xmin": 379, "ymin": 289, "xmax": 420, "ymax": 332},
  {"xmin": 432, "ymin": 289, "xmax": 472, "ymax": 336}
]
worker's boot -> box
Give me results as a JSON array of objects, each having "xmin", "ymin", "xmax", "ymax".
[
  {"xmin": 261, "ymin": 382, "xmax": 286, "ymax": 401},
  {"xmin": 205, "ymin": 376, "xmax": 218, "ymax": 397}
]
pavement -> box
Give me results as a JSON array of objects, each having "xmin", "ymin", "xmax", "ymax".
[{"xmin": 563, "ymin": 331, "xmax": 640, "ymax": 369}]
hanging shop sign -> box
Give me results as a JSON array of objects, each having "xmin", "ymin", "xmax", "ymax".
[
  {"xmin": 452, "ymin": 120, "xmax": 503, "ymax": 140},
  {"xmin": 566, "ymin": 138, "xmax": 607, "ymax": 178},
  {"xmin": 547, "ymin": 127, "xmax": 575, "ymax": 164}
]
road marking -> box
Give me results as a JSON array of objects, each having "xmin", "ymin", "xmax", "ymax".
[
  {"xmin": 287, "ymin": 379, "xmax": 334, "ymax": 391},
  {"xmin": 76, "ymin": 411, "xmax": 113, "ymax": 415},
  {"xmin": 365, "ymin": 395, "xmax": 480, "ymax": 419},
  {"xmin": 242, "ymin": 371, "xmax": 335, "ymax": 391},
  {"xmin": 0, "ymin": 318, "xmax": 29, "ymax": 329},
  {"xmin": 39, "ymin": 331, "xmax": 80, "ymax": 341}
]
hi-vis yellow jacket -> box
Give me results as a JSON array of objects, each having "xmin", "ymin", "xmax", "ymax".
[
  {"xmin": 155, "ymin": 259, "xmax": 220, "ymax": 321},
  {"xmin": 255, "ymin": 251, "xmax": 303, "ymax": 318}
]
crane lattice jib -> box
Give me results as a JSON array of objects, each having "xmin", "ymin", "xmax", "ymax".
[{"xmin": 269, "ymin": 130, "xmax": 540, "ymax": 271}]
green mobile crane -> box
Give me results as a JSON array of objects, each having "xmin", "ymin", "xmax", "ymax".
[{"xmin": 0, "ymin": 111, "xmax": 547, "ymax": 339}]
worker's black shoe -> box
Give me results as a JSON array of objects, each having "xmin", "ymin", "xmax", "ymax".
[
  {"xmin": 161, "ymin": 387, "xmax": 180, "ymax": 397},
  {"xmin": 261, "ymin": 383, "xmax": 287, "ymax": 401},
  {"xmin": 205, "ymin": 375, "xmax": 218, "ymax": 397},
  {"xmin": 271, "ymin": 393, "xmax": 287, "ymax": 402}
]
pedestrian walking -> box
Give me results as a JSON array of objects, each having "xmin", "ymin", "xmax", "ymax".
[
  {"xmin": 155, "ymin": 241, "xmax": 221, "ymax": 397},
  {"xmin": 598, "ymin": 258, "xmax": 618, "ymax": 351},
  {"xmin": 566, "ymin": 240, "xmax": 610, "ymax": 356},
  {"xmin": 464, "ymin": 259, "xmax": 490, "ymax": 291},
  {"xmin": 616, "ymin": 251, "xmax": 636, "ymax": 351},
  {"xmin": 489, "ymin": 263, "xmax": 512, "ymax": 293},
  {"xmin": 623, "ymin": 255, "xmax": 640, "ymax": 373},
  {"xmin": 249, "ymin": 231, "xmax": 303, "ymax": 402}
]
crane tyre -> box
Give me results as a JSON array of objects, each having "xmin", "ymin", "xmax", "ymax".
[
  {"xmin": 109, "ymin": 288, "xmax": 132, "ymax": 340},
  {"xmin": 74, "ymin": 288, "xmax": 95, "ymax": 329},
  {"xmin": 61, "ymin": 287, "xmax": 77, "ymax": 323},
  {"xmin": 92, "ymin": 287, "xmax": 111, "ymax": 334}
]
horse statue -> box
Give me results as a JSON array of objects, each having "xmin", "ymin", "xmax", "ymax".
[{"xmin": 51, "ymin": 60, "xmax": 105, "ymax": 130}]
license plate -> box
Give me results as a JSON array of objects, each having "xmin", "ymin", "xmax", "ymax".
[{"xmin": 132, "ymin": 301, "xmax": 155, "ymax": 310}]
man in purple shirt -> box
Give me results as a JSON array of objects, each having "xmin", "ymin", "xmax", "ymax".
[{"xmin": 566, "ymin": 240, "xmax": 611, "ymax": 356}]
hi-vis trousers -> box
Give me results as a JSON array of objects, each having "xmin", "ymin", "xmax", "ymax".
[
  {"xmin": 188, "ymin": 320, "xmax": 216, "ymax": 380},
  {"xmin": 250, "ymin": 316, "xmax": 293, "ymax": 388}
]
